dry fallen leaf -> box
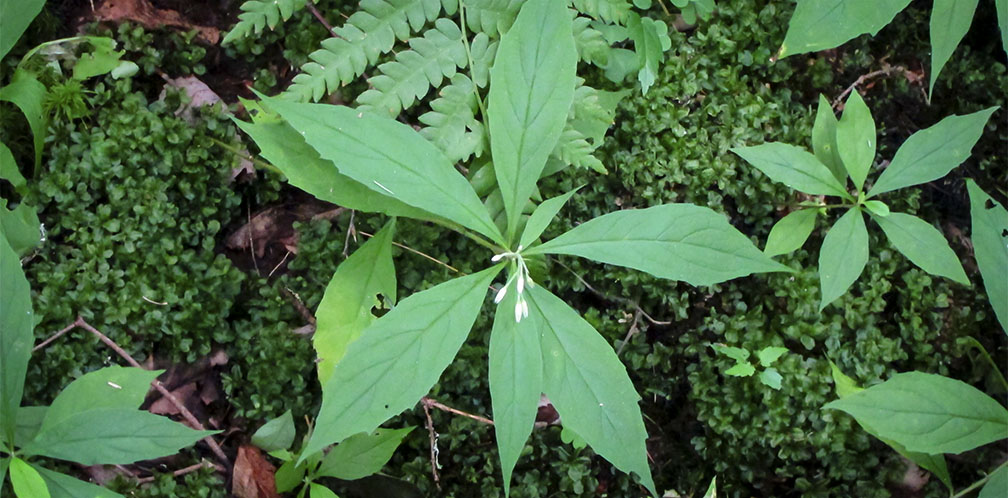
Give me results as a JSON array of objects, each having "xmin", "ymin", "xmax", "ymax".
[
  {"xmin": 95, "ymin": 0, "xmax": 219, "ymax": 44},
  {"xmin": 232, "ymin": 445, "xmax": 280, "ymax": 498}
]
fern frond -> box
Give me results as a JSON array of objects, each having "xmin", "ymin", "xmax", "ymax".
[
  {"xmin": 462, "ymin": 0, "xmax": 524, "ymax": 35},
  {"xmin": 551, "ymin": 128, "xmax": 606, "ymax": 174},
  {"xmin": 356, "ymin": 19, "xmax": 469, "ymax": 117},
  {"xmin": 467, "ymin": 32, "xmax": 498, "ymax": 88},
  {"xmin": 283, "ymin": 0, "xmax": 449, "ymax": 101},
  {"xmin": 573, "ymin": 17, "xmax": 610, "ymax": 66},
  {"xmin": 419, "ymin": 74, "xmax": 486, "ymax": 163},
  {"xmin": 571, "ymin": 0, "xmax": 634, "ymax": 24},
  {"xmin": 223, "ymin": 0, "xmax": 309, "ymax": 44}
]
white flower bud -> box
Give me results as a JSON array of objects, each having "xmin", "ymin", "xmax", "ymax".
[{"xmin": 494, "ymin": 284, "xmax": 508, "ymax": 304}]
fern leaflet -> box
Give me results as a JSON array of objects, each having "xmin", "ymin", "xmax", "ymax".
[
  {"xmin": 223, "ymin": 0, "xmax": 309, "ymax": 44},
  {"xmin": 283, "ymin": 0, "xmax": 449, "ymax": 101},
  {"xmin": 462, "ymin": 0, "xmax": 524, "ymax": 36},
  {"xmin": 552, "ymin": 128, "xmax": 606, "ymax": 174},
  {"xmin": 356, "ymin": 19, "xmax": 469, "ymax": 117},
  {"xmin": 571, "ymin": 0, "xmax": 633, "ymax": 24},
  {"xmin": 419, "ymin": 74, "xmax": 486, "ymax": 163}
]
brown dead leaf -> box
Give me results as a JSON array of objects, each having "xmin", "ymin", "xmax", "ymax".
[
  {"xmin": 95, "ymin": 0, "xmax": 219, "ymax": 44},
  {"xmin": 232, "ymin": 445, "xmax": 280, "ymax": 498}
]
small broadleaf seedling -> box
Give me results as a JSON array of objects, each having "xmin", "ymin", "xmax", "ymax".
[{"xmin": 733, "ymin": 91, "xmax": 997, "ymax": 310}]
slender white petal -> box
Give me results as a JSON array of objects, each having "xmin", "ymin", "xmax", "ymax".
[
  {"xmin": 517, "ymin": 273, "xmax": 525, "ymax": 294},
  {"xmin": 521, "ymin": 298, "xmax": 529, "ymax": 318},
  {"xmin": 491, "ymin": 253, "xmax": 505, "ymax": 262},
  {"xmin": 514, "ymin": 300, "xmax": 523, "ymax": 322}
]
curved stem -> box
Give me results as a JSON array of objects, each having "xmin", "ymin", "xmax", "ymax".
[
  {"xmin": 457, "ymin": 0, "xmax": 490, "ymax": 121},
  {"xmin": 960, "ymin": 336, "xmax": 1008, "ymax": 393},
  {"xmin": 951, "ymin": 460, "xmax": 1007, "ymax": 498}
]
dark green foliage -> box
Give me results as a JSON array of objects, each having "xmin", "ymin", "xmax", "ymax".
[{"xmin": 22, "ymin": 78, "xmax": 243, "ymax": 402}]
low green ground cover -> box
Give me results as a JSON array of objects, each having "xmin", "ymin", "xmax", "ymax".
[{"xmin": 1, "ymin": 0, "xmax": 1005, "ymax": 496}]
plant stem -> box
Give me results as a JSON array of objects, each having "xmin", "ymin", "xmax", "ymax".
[
  {"xmin": 457, "ymin": 0, "xmax": 490, "ymax": 121},
  {"xmin": 211, "ymin": 138, "xmax": 282, "ymax": 175},
  {"xmin": 960, "ymin": 336, "xmax": 1008, "ymax": 393},
  {"xmin": 951, "ymin": 460, "xmax": 1007, "ymax": 498}
]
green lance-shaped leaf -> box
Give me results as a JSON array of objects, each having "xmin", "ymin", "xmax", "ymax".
[
  {"xmin": 265, "ymin": 98, "xmax": 504, "ymax": 245},
  {"xmin": 0, "ymin": 69, "xmax": 47, "ymax": 171},
  {"xmin": 818, "ymin": 208, "xmax": 869, "ymax": 311},
  {"xmin": 528, "ymin": 286, "xmax": 657, "ymax": 496},
  {"xmin": 35, "ymin": 466, "xmax": 124, "ymax": 498},
  {"xmin": 39, "ymin": 366, "xmax": 160, "ymax": 435},
  {"xmin": 519, "ymin": 187, "xmax": 580, "ymax": 248},
  {"xmin": 868, "ymin": 107, "xmax": 997, "ymax": 197},
  {"xmin": 0, "ymin": 234, "xmax": 32, "ymax": 444},
  {"xmin": 315, "ymin": 220, "xmax": 397, "ymax": 384},
  {"xmin": 252, "ymin": 410, "xmax": 296, "ymax": 453},
  {"xmin": 234, "ymin": 118, "xmax": 430, "ymax": 220},
  {"xmin": 929, "ymin": 0, "xmax": 980, "ymax": 98},
  {"xmin": 731, "ymin": 143, "xmax": 848, "ymax": 197},
  {"xmin": 967, "ymin": 179, "xmax": 1008, "ymax": 334},
  {"xmin": 21, "ymin": 408, "xmax": 216, "ymax": 465},
  {"xmin": 489, "ymin": 289, "xmax": 543, "ymax": 496},
  {"xmin": 301, "ymin": 266, "xmax": 501, "ymax": 461},
  {"xmin": 487, "ymin": 0, "xmax": 577, "ymax": 241},
  {"xmin": 812, "ymin": 95, "xmax": 846, "ymax": 185},
  {"xmin": 0, "ymin": 142, "xmax": 25, "ymax": 190},
  {"xmin": 836, "ymin": 91, "xmax": 875, "ymax": 192},
  {"xmin": 0, "ymin": 0, "xmax": 45, "ymax": 60},
  {"xmin": 998, "ymin": 0, "xmax": 1008, "ymax": 54},
  {"xmin": 11, "ymin": 406, "xmax": 46, "ymax": 447},
  {"xmin": 828, "ymin": 365, "xmax": 952, "ymax": 490},
  {"xmin": 527, "ymin": 204, "xmax": 791, "ymax": 286},
  {"xmin": 10, "ymin": 457, "xmax": 49, "ymax": 498},
  {"xmin": 981, "ymin": 464, "xmax": 1008, "ymax": 498},
  {"xmin": 764, "ymin": 208, "xmax": 818, "ymax": 257},
  {"xmin": 824, "ymin": 371, "xmax": 1008, "ymax": 454},
  {"xmin": 316, "ymin": 427, "xmax": 413, "ymax": 480},
  {"xmin": 871, "ymin": 212, "xmax": 968, "ymax": 285},
  {"xmin": 778, "ymin": 0, "xmax": 912, "ymax": 57}
]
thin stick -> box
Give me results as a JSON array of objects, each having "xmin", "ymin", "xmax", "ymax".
[
  {"xmin": 421, "ymin": 400, "xmax": 441, "ymax": 490},
  {"xmin": 617, "ymin": 309, "xmax": 644, "ymax": 355},
  {"xmin": 342, "ymin": 210, "xmax": 356, "ymax": 258},
  {"xmin": 36, "ymin": 317, "xmax": 230, "ymax": 466},
  {"xmin": 306, "ymin": 2, "xmax": 340, "ymax": 39},
  {"xmin": 421, "ymin": 396, "xmax": 493, "ymax": 425},
  {"xmin": 358, "ymin": 230, "xmax": 462, "ymax": 274},
  {"xmin": 832, "ymin": 64, "xmax": 906, "ymax": 109},
  {"xmin": 135, "ymin": 460, "xmax": 223, "ymax": 484}
]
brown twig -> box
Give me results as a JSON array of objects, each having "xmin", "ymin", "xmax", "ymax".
[
  {"xmin": 135, "ymin": 460, "xmax": 222, "ymax": 484},
  {"xmin": 616, "ymin": 309, "xmax": 644, "ymax": 355},
  {"xmin": 420, "ymin": 400, "xmax": 441, "ymax": 490},
  {"xmin": 306, "ymin": 2, "xmax": 340, "ymax": 38},
  {"xmin": 832, "ymin": 63, "xmax": 907, "ymax": 109},
  {"xmin": 421, "ymin": 396, "xmax": 494, "ymax": 425},
  {"xmin": 35, "ymin": 317, "xmax": 230, "ymax": 466}
]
